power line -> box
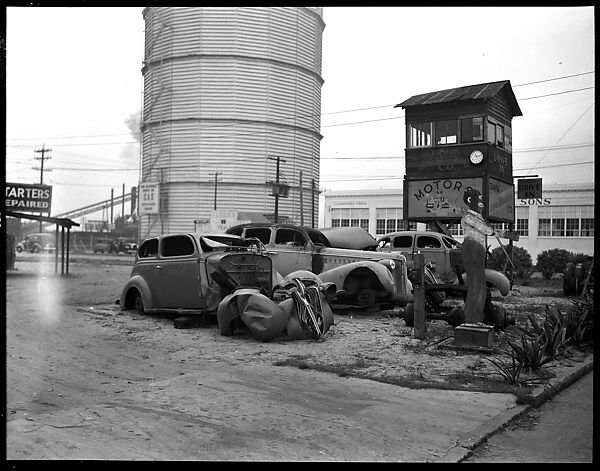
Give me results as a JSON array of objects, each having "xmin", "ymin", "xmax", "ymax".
[{"xmin": 6, "ymin": 71, "xmax": 594, "ymax": 144}]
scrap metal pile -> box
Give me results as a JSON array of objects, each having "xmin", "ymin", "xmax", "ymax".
[{"xmin": 217, "ymin": 272, "xmax": 335, "ymax": 342}]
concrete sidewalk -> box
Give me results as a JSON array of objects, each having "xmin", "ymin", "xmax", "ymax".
[{"xmin": 443, "ymin": 354, "xmax": 594, "ymax": 462}]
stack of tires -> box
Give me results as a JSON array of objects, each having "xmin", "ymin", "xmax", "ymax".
[{"xmin": 564, "ymin": 260, "xmax": 593, "ymax": 296}]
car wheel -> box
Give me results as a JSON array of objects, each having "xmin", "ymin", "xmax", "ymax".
[
  {"xmin": 16, "ymin": 246, "xmax": 22, "ymax": 253},
  {"xmin": 133, "ymin": 293, "xmax": 144, "ymax": 313},
  {"xmin": 32, "ymin": 245, "xmax": 40, "ymax": 253},
  {"xmin": 357, "ymin": 288, "xmax": 376, "ymax": 306}
]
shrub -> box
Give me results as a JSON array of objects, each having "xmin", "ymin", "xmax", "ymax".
[
  {"xmin": 487, "ymin": 246, "xmax": 534, "ymax": 279},
  {"xmin": 536, "ymin": 248, "xmax": 572, "ymax": 280},
  {"xmin": 564, "ymin": 293, "xmax": 594, "ymax": 345}
]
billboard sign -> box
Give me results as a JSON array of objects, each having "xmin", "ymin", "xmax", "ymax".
[
  {"xmin": 138, "ymin": 182, "xmax": 160, "ymax": 215},
  {"xmin": 5, "ymin": 182, "xmax": 52, "ymax": 214},
  {"xmin": 487, "ymin": 177, "xmax": 515, "ymax": 222},
  {"xmin": 405, "ymin": 177, "xmax": 483, "ymax": 220}
]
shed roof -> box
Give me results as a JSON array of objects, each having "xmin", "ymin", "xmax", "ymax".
[{"xmin": 395, "ymin": 80, "xmax": 522, "ymax": 117}]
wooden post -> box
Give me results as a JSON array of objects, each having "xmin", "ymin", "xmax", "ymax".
[{"xmin": 414, "ymin": 252, "xmax": 426, "ymax": 339}]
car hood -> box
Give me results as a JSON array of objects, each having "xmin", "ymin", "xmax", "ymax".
[{"xmin": 318, "ymin": 227, "xmax": 379, "ymax": 251}]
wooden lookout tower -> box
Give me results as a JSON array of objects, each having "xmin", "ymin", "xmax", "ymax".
[{"xmin": 396, "ymin": 80, "xmax": 523, "ymax": 229}]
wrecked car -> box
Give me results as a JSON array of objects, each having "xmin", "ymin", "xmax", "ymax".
[
  {"xmin": 118, "ymin": 233, "xmax": 274, "ymax": 317},
  {"xmin": 225, "ymin": 223, "xmax": 412, "ymax": 308},
  {"xmin": 376, "ymin": 230, "xmax": 510, "ymax": 294}
]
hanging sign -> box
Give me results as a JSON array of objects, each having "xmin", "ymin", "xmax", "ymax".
[
  {"xmin": 138, "ymin": 182, "xmax": 160, "ymax": 215},
  {"xmin": 5, "ymin": 182, "xmax": 53, "ymax": 214}
]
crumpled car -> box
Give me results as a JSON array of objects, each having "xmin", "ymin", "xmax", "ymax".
[
  {"xmin": 118, "ymin": 233, "xmax": 274, "ymax": 316},
  {"xmin": 225, "ymin": 223, "xmax": 412, "ymax": 308},
  {"xmin": 217, "ymin": 271, "xmax": 335, "ymax": 342}
]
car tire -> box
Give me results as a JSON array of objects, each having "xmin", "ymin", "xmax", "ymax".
[
  {"xmin": 16, "ymin": 246, "xmax": 22, "ymax": 253},
  {"xmin": 357, "ymin": 288, "xmax": 376, "ymax": 306},
  {"xmin": 133, "ymin": 293, "xmax": 144, "ymax": 313},
  {"xmin": 32, "ymin": 245, "xmax": 40, "ymax": 253}
]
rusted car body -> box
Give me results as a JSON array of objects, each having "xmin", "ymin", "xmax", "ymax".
[
  {"xmin": 377, "ymin": 230, "xmax": 463, "ymax": 283},
  {"xmin": 225, "ymin": 223, "xmax": 412, "ymax": 307},
  {"xmin": 119, "ymin": 233, "xmax": 274, "ymax": 315}
]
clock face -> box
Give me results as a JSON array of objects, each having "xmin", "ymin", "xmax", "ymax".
[{"xmin": 470, "ymin": 150, "xmax": 484, "ymax": 165}]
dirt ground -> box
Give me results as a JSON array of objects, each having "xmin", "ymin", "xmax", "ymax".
[{"xmin": 5, "ymin": 252, "xmax": 591, "ymax": 460}]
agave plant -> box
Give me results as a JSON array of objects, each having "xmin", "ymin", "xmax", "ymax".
[{"xmin": 485, "ymin": 349, "xmax": 523, "ymax": 385}]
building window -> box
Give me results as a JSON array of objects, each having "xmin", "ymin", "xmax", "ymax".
[
  {"xmin": 516, "ymin": 218, "xmax": 529, "ymax": 237},
  {"xmin": 448, "ymin": 223, "xmax": 463, "ymax": 236},
  {"xmin": 552, "ymin": 218, "xmax": 565, "ymax": 237},
  {"xmin": 496, "ymin": 124, "xmax": 505, "ymax": 149},
  {"xmin": 460, "ymin": 117, "xmax": 484, "ymax": 143},
  {"xmin": 397, "ymin": 220, "xmax": 417, "ymax": 231},
  {"xmin": 566, "ymin": 218, "xmax": 580, "ymax": 237},
  {"xmin": 537, "ymin": 205, "xmax": 593, "ymax": 238},
  {"xmin": 375, "ymin": 208, "xmax": 403, "ymax": 235},
  {"xmin": 538, "ymin": 206, "xmax": 552, "ymax": 237},
  {"xmin": 435, "ymin": 120, "xmax": 457, "ymax": 145},
  {"xmin": 581, "ymin": 218, "xmax": 594, "ymax": 237},
  {"xmin": 516, "ymin": 206, "xmax": 529, "ymax": 237},
  {"xmin": 331, "ymin": 208, "xmax": 369, "ymax": 231},
  {"xmin": 504, "ymin": 126, "xmax": 512, "ymax": 152},
  {"xmin": 580, "ymin": 206, "xmax": 594, "ymax": 236},
  {"xmin": 409, "ymin": 122, "xmax": 432, "ymax": 147}
]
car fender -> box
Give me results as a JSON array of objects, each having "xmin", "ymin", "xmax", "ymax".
[
  {"xmin": 317, "ymin": 260, "xmax": 396, "ymax": 294},
  {"xmin": 119, "ymin": 275, "xmax": 155, "ymax": 311},
  {"xmin": 460, "ymin": 269, "xmax": 510, "ymax": 296}
]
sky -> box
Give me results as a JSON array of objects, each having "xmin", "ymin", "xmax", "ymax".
[{"xmin": 4, "ymin": 6, "xmax": 595, "ymax": 225}]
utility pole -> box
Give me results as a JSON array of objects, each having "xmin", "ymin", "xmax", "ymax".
[
  {"xmin": 211, "ymin": 172, "xmax": 223, "ymax": 210},
  {"xmin": 299, "ymin": 170, "xmax": 304, "ymax": 226},
  {"xmin": 34, "ymin": 144, "xmax": 52, "ymax": 231},
  {"xmin": 268, "ymin": 156, "xmax": 286, "ymax": 223}
]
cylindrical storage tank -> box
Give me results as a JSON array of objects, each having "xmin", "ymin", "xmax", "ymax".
[{"xmin": 140, "ymin": 7, "xmax": 325, "ymax": 238}]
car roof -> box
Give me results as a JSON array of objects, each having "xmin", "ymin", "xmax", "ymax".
[
  {"xmin": 377, "ymin": 231, "xmax": 458, "ymax": 239},
  {"xmin": 226, "ymin": 222, "xmax": 316, "ymax": 232}
]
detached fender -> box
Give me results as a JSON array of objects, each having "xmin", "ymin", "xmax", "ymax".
[
  {"xmin": 461, "ymin": 269, "xmax": 510, "ymax": 296},
  {"xmin": 318, "ymin": 260, "xmax": 396, "ymax": 294},
  {"xmin": 119, "ymin": 275, "xmax": 155, "ymax": 311}
]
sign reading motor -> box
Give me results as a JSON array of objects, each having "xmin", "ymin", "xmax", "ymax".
[{"xmin": 5, "ymin": 182, "xmax": 52, "ymax": 214}]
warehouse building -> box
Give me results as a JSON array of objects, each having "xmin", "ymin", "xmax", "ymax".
[{"xmin": 321, "ymin": 182, "xmax": 594, "ymax": 261}]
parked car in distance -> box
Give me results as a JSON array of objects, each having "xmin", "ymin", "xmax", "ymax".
[
  {"xmin": 20, "ymin": 233, "xmax": 56, "ymax": 253},
  {"xmin": 225, "ymin": 223, "xmax": 412, "ymax": 308},
  {"xmin": 93, "ymin": 239, "xmax": 117, "ymax": 254},
  {"xmin": 119, "ymin": 233, "xmax": 274, "ymax": 316}
]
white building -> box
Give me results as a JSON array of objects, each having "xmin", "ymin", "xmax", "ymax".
[{"xmin": 321, "ymin": 182, "xmax": 594, "ymax": 261}]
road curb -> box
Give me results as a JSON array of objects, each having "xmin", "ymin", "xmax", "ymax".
[{"xmin": 441, "ymin": 354, "xmax": 593, "ymax": 462}]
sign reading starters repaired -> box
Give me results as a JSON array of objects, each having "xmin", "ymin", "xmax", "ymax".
[{"xmin": 5, "ymin": 182, "xmax": 52, "ymax": 214}]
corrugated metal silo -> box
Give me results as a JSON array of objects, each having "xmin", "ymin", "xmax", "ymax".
[{"xmin": 140, "ymin": 7, "xmax": 325, "ymax": 238}]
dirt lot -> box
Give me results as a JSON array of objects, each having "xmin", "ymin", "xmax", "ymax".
[{"xmin": 5, "ymin": 252, "xmax": 591, "ymax": 460}]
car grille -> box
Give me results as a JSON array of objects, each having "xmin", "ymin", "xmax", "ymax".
[{"xmin": 218, "ymin": 253, "xmax": 273, "ymax": 292}]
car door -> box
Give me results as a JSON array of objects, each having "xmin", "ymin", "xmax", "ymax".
[
  {"xmin": 155, "ymin": 234, "xmax": 202, "ymax": 309},
  {"xmin": 415, "ymin": 233, "xmax": 446, "ymax": 277},
  {"xmin": 391, "ymin": 234, "xmax": 415, "ymax": 264}
]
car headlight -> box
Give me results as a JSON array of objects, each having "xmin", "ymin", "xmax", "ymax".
[{"xmin": 379, "ymin": 259, "xmax": 396, "ymax": 271}]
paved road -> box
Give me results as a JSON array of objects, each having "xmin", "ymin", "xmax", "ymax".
[{"xmin": 464, "ymin": 371, "xmax": 594, "ymax": 462}]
